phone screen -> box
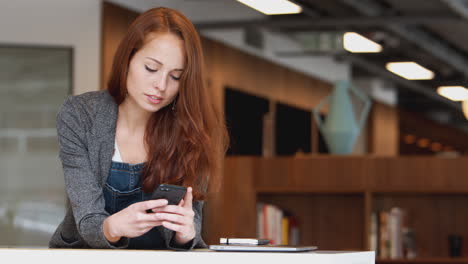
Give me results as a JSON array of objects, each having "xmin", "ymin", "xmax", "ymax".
[{"xmin": 150, "ymin": 184, "xmax": 187, "ymax": 205}]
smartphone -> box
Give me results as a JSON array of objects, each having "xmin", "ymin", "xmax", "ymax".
[{"xmin": 150, "ymin": 184, "xmax": 187, "ymax": 205}]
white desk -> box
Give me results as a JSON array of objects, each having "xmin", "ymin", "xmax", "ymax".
[{"xmin": 0, "ymin": 248, "xmax": 375, "ymax": 264}]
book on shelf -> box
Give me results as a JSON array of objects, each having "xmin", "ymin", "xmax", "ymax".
[
  {"xmin": 257, "ymin": 202, "xmax": 300, "ymax": 245},
  {"xmin": 370, "ymin": 207, "xmax": 416, "ymax": 259},
  {"xmin": 288, "ymin": 214, "xmax": 300, "ymax": 246},
  {"xmin": 379, "ymin": 210, "xmax": 389, "ymax": 258},
  {"xmin": 369, "ymin": 211, "xmax": 378, "ymax": 253},
  {"xmin": 389, "ymin": 207, "xmax": 404, "ymax": 258}
]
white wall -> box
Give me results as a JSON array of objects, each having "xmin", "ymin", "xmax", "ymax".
[{"xmin": 0, "ymin": 0, "xmax": 102, "ymax": 95}]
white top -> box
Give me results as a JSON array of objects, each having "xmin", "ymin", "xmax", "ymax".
[{"xmin": 112, "ymin": 141, "xmax": 123, "ymax": 162}]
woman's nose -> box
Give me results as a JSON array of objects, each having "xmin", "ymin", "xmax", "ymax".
[{"xmin": 152, "ymin": 73, "xmax": 167, "ymax": 92}]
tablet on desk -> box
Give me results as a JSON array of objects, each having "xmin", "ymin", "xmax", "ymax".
[{"xmin": 209, "ymin": 244, "xmax": 318, "ymax": 252}]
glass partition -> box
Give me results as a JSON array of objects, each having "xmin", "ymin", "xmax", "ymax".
[{"xmin": 0, "ymin": 45, "xmax": 72, "ymax": 247}]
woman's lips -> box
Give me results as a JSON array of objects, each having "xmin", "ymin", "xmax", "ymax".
[{"xmin": 146, "ymin": 94, "xmax": 162, "ymax": 104}]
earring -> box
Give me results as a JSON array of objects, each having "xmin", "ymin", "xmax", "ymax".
[{"xmin": 172, "ymin": 99, "xmax": 176, "ymax": 111}]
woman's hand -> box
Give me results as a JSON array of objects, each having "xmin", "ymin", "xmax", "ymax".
[
  {"xmin": 103, "ymin": 199, "xmax": 169, "ymax": 243},
  {"xmin": 152, "ymin": 187, "xmax": 196, "ymax": 245}
]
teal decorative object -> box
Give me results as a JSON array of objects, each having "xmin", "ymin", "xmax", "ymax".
[{"xmin": 313, "ymin": 80, "xmax": 372, "ymax": 154}]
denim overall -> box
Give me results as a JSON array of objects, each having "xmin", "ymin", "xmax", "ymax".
[{"xmin": 103, "ymin": 161, "xmax": 166, "ymax": 249}]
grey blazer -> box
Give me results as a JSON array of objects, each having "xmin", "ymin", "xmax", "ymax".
[{"xmin": 49, "ymin": 90, "xmax": 206, "ymax": 249}]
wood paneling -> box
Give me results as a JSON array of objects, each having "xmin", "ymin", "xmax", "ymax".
[
  {"xmin": 101, "ymin": 2, "xmax": 138, "ymax": 90},
  {"xmin": 289, "ymin": 156, "xmax": 367, "ymax": 190},
  {"xmin": 255, "ymin": 156, "xmax": 368, "ymax": 191},
  {"xmin": 368, "ymin": 102, "xmax": 399, "ymax": 156},
  {"xmin": 254, "ymin": 157, "xmax": 292, "ymax": 190},
  {"xmin": 368, "ymin": 157, "xmax": 468, "ymax": 191}
]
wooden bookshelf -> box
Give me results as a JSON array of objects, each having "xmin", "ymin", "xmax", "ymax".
[
  {"xmin": 203, "ymin": 155, "xmax": 468, "ymax": 264},
  {"xmin": 258, "ymin": 192, "xmax": 365, "ymax": 251}
]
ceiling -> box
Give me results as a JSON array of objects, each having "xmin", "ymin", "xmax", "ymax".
[{"xmin": 108, "ymin": 0, "xmax": 468, "ymax": 132}]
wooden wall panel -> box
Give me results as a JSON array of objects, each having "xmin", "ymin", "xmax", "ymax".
[
  {"xmin": 368, "ymin": 102, "xmax": 399, "ymax": 156},
  {"xmin": 254, "ymin": 156, "xmax": 468, "ymax": 192},
  {"xmin": 255, "ymin": 156, "xmax": 368, "ymax": 191},
  {"xmin": 368, "ymin": 157, "xmax": 468, "ymax": 191},
  {"xmin": 101, "ymin": 2, "xmax": 138, "ymax": 90},
  {"xmin": 254, "ymin": 157, "xmax": 293, "ymax": 190},
  {"xmin": 289, "ymin": 156, "xmax": 367, "ymax": 191}
]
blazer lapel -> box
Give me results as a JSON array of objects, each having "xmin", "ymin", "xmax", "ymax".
[{"xmin": 87, "ymin": 90, "xmax": 118, "ymax": 186}]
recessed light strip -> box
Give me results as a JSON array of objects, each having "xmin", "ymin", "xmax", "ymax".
[
  {"xmin": 437, "ymin": 86, "xmax": 468, "ymax": 101},
  {"xmin": 385, "ymin": 62, "xmax": 434, "ymax": 80},
  {"xmin": 343, "ymin": 32, "xmax": 382, "ymax": 53},
  {"xmin": 236, "ymin": 0, "xmax": 302, "ymax": 15}
]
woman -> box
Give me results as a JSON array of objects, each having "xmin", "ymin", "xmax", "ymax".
[{"xmin": 49, "ymin": 7, "xmax": 227, "ymax": 250}]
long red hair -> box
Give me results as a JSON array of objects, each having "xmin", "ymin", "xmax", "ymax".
[{"xmin": 107, "ymin": 7, "xmax": 228, "ymax": 200}]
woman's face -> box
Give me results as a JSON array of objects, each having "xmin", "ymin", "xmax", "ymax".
[{"xmin": 126, "ymin": 32, "xmax": 185, "ymax": 113}]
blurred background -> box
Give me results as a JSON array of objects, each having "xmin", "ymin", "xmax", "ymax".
[{"xmin": 1, "ymin": 0, "xmax": 468, "ymax": 262}]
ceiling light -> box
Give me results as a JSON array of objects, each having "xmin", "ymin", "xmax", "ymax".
[
  {"xmin": 236, "ymin": 0, "xmax": 302, "ymax": 15},
  {"xmin": 437, "ymin": 86, "xmax": 468, "ymax": 101},
  {"xmin": 343, "ymin": 32, "xmax": 382, "ymax": 53},
  {"xmin": 385, "ymin": 62, "xmax": 434, "ymax": 80}
]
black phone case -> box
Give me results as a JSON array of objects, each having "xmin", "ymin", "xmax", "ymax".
[{"xmin": 150, "ymin": 184, "xmax": 187, "ymax": 205}]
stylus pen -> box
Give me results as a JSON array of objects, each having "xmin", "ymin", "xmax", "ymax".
[{"xmin": 220, "ymin": 238, "xmax": 271, "ymax": 245}]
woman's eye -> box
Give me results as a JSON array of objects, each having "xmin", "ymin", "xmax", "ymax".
[
  {"xmin": 145, "ymin": 65, "xmax": 157, "ymax": 72},
  {"xmin": 145, "ymin": 65, "xmax": 180, "ymax": 80}
]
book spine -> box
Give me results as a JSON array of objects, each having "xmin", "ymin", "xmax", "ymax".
[
  {"xmin": 276, "ymin": 205, "xmax": 283, "ymax": 245},
  {"xmin": 270, "ymin": 204, "xmax": 281, "ymax": 245},
  {"xmin": 264, "ymin": 204, "xmax": 270, "ymax": 242},
  {"xmin": 272, "ymin": 205, "xmax": 278, "ymax": 245},
  {"xmin": 257, "ymin": 203, "xmax": 264, "ymax": 238},
  {"xmin": 389, "ymin": 207, "xmax": 404, "ymax": 259},
  {"xmin": 370, "ymin": 211, "xmax": 378, "ymax": 252},
  {"xmin": 379, "ymin": 211, "xmax": 389, "ymax": 258},
  {"xmin": 282, "ymin": 216, "xmax": 289, "ymax": 245},
  {"xmin": 289, "ymin": 215, "xmax": 300, "ymax": 246},
  {"xmin": 256, "ymin": 202, "xmax": 300, "ymax": 246}
]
